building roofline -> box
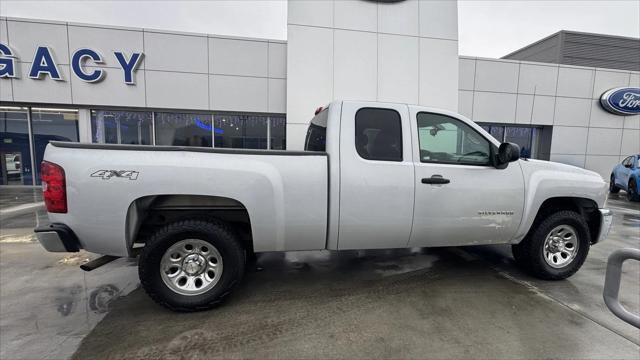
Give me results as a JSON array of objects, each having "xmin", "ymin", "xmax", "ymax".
[
  {"xmin": 461, "ymin": 55, "xmax": 639, "ymax": 75},
  {"xmin": 0, "ymin": 16, "xmax": 286, "ymax": 44},
  {"xmin": 556, "ymin": 29, "xmax": 640, "ymax": 42},
  {"xmin": 502, "ymin": 31, "xmax": 561, "ymax": 59},
  {"xmin": 502, "ymin": 29, "xmax": 640, "ymax": 59}
]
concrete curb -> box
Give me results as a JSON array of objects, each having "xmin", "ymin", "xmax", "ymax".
[{"xmin": 0, "ymin": 202, "xmax": 45, "ymax": 220}]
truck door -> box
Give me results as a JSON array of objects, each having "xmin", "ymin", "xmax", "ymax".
[
  {"xmin": 338, "ymin": 102, "xmax": 415, "ymax": 249},
  {"xmin": 408, "ymin": 109, "xmax": 525, "ymax": 246}
]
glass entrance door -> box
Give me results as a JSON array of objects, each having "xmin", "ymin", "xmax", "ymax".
[
  {"xmin": 1, "ymin": 106, "xmax": 79, "ymax": 186},
  {"xmin": 31, "ymin": 108, "xmax": 79, "ymax": 184},
  {"xmin": 0, "ymin": 107, "xmax": 32, "ymax": 185}
]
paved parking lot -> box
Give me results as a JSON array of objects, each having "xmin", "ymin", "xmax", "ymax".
[{"xmin": 0, "ymin": 191, "xmax": 638, "ymax": 359}]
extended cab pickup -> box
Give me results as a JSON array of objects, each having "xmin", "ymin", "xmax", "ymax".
[{"xmin": 35, "ymin": 101, "xmax": 613, "ymax": 311}]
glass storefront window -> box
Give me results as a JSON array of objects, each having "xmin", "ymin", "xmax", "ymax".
[
  {"xmin": 505, "ymin": 127, "xmax": 533, "ymax": 159},
  {"xmin": 244, "ymin": 116, "xmax": 268, "ymax": 149},
  {"xmin": 155, "ymin": 112, "xmax": 212, "ymax": 147},
  {"xmin": 1, "ymin": 106, "xmax": 285, "ymax": 186},
  {"xmin": 480, "ymin": 125, "xmax": 505, "ymax": 143},
  {"xmin": 0, "ymin": 107, "xmax": 32, "ymax": 185},
  {"xmin": 31, "ymin": 108, "xmax": 79, "ymax": 184},
  {"xmin": 214, "ymin": 114, "xmax": 244, "ymax": 148},
  {"xmin": 478, "ymin": 123, "xmax": 543, "ymax": 159},
  {"xmin": 214, "ymin": 114, "xmax": 268, "ymax": 149},
  {"xmin": 270, "ymin": 116, "xmax": 286, "ymax": 150},
  {"xmin": 530, "ymin": 127, "xmax": 542, "ymax": 159},
  {"xmin": 91, "ymin": 110, "xmax": 152, "ymax": 145}
]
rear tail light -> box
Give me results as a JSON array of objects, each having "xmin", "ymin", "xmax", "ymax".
[{"xmin": 41, "ymin": 161, "xmax": 67, "ymax": 213}]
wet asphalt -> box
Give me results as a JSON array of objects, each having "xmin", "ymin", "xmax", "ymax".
[
  {"xmin": 0, "ymin": 189, "xmax": 638, "ymax": 360},
  {"xmin": 0, "ymin": 187, "xmax": 42, "ymax": 210}
]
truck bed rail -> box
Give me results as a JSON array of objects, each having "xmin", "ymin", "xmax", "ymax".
[{"xmin": 49, "ymin": 141, "xmax": 326, "ymax": 157}]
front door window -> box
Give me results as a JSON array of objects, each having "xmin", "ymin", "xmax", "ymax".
[{"xmin": 417, "ymin": 112, "xmax": 491, "ymax": 166}]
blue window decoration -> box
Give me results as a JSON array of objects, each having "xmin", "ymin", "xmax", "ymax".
[{"xmin": 195, "ymin": 118, "xmax": 224, "ymax": 134}]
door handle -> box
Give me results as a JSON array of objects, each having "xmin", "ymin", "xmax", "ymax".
[{"xmin": 421, "ymin": 175, "xmax": 450, "ymax": 184}]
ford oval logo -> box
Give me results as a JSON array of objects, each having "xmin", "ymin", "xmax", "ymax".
[{"xmin": 600, "ymin": 87, "xmax": 640, "ymax": 115}]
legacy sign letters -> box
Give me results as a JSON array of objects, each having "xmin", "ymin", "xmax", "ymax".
[
  {"xmin": 600, "ymin": 87, "xmax": 640, "ymax": 116},
  {"xmin": 0, "ymin": 43, "xmax": 143, "ymax": 85}
]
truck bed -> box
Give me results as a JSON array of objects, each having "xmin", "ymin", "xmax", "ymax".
[{"xmin": 44, "ymin": 142, "xmax": 329, "ymax": 257}]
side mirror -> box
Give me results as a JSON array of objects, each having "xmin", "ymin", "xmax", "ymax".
[
  {"xmin": 624, "ymin": 163, "xmax": 633, "ymax": 169},
  {"xmin": 497, "ymin": 142, "xmax": 520, "ymax": 166}
]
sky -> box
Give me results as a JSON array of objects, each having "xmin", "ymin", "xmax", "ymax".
[{"xmin": 1, "ymin": 0, "xmax": 638, "ymax": 58}]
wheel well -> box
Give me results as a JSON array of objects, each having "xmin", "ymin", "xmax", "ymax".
[
  {"xmin": 126, "ymin": 195, "xmax": 253, "ymax": 256},
  {"xmin": 532, "ymin": 197, "xmax": 601, "ymax": 243}
]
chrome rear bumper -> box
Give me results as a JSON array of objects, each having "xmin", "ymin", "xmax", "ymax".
[{"xmin": 34, "ymin": 223, "xmax": 80, "ymax": 252}]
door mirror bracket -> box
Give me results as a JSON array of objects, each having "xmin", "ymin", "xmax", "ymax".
[{"xmin": 495, "ymin": 142, "xmax": 520, "ymax": 169}]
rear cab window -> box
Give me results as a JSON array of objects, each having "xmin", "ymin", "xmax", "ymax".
[
  {"xmin": 354, "ymin": 108, "xmax": 403, "ymax": 162},
  {"xmin": 305, "ymin": 108, "xmax": 328, "ymax": 152}
]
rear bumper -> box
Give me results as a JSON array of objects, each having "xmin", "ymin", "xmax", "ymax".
[
  {"xmin": 34, "ymin": 223, "xmax": 80, "ymax": 252},
  {"xmin": 595, "ymin": 208, "xmax": 613, "ymax": 244}
]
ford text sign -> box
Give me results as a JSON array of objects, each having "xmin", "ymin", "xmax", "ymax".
[{"xmin": 600, "ymin": 87, "xmax": 640, "ymax": 115}]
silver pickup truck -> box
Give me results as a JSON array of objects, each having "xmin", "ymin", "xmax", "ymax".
[{"xmin": 35, "ymin": 100, "xmax": 612, "ymax": 311}]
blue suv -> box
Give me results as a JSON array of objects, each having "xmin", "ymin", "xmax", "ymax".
[{"xmin": 610, "ymin": 154, "xmax": 640, "ymax": 202}]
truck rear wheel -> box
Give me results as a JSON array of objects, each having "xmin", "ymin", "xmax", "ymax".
[
  {"xmin": 139, "ymin": 219, "xmax": 245, "ymax": 311},
  {"xmin": 512, "ymin": 210, "xmax": 590, "ymax": 280}
]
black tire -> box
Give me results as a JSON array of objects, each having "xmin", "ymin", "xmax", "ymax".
[
  {"xmin": 512, "ymin": 210, "xmax": 590, "ymax": 280},
  {"xmin": 609, "ymin": 175, "xmax": 620, "ymax": 193},
  {"xmin": 139, "ymin": 219, "xmax": 245, "ymax": 312},
  {"xmin": 627, "ymin": 179, "xmax": 640, "ymax": 202}
]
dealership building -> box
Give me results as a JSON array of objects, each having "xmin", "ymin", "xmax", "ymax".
[{"xmin": 1, "ymin": 0, "xmax": 639, "ymax": 186}]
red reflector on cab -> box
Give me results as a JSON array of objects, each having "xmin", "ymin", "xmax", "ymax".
[{"xmin": 41, "ymin": 161, "xmax": 67, "ymax": 213}]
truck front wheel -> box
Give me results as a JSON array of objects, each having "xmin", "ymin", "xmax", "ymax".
[
  {"xmin": 139, "ymin": 219, "xmax": 245, "ymax": 311},
  {"xmin": 512, "ymin": 211, "xmax": 590, "ymax": 280}
]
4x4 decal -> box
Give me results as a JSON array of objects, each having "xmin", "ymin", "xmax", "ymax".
[{"xmin": 91, "ymin": 170, "xmax": 139, "ymax": 180}]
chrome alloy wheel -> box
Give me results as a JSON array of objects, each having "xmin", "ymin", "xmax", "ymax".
[
  {"xmin": 160, "ymin": 239, "xmax": 223, "ymax": 296},
  {"xmin": 543, "ymin": 225, "xmax": 579, "ymax": 269}
]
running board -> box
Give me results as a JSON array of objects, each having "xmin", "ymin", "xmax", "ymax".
[{"xmin": 80, "ymin": 255, "xmax": 119, "ymax": 271}]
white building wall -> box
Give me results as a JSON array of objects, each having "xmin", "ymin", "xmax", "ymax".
[
  {"xmin": 1, "ymin": 15, "xmax": 637, "ymax": 179},
  {"xmin": 0, "ymin": 17, "xmax": 286, "ymax": 114},
  {"xmin": 459, "ymin": 56, "xmax": 640, "ymax": 179},
  {"xmin": 286, "ymin": 0, "xmax": 459, "ymax": 150}
]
